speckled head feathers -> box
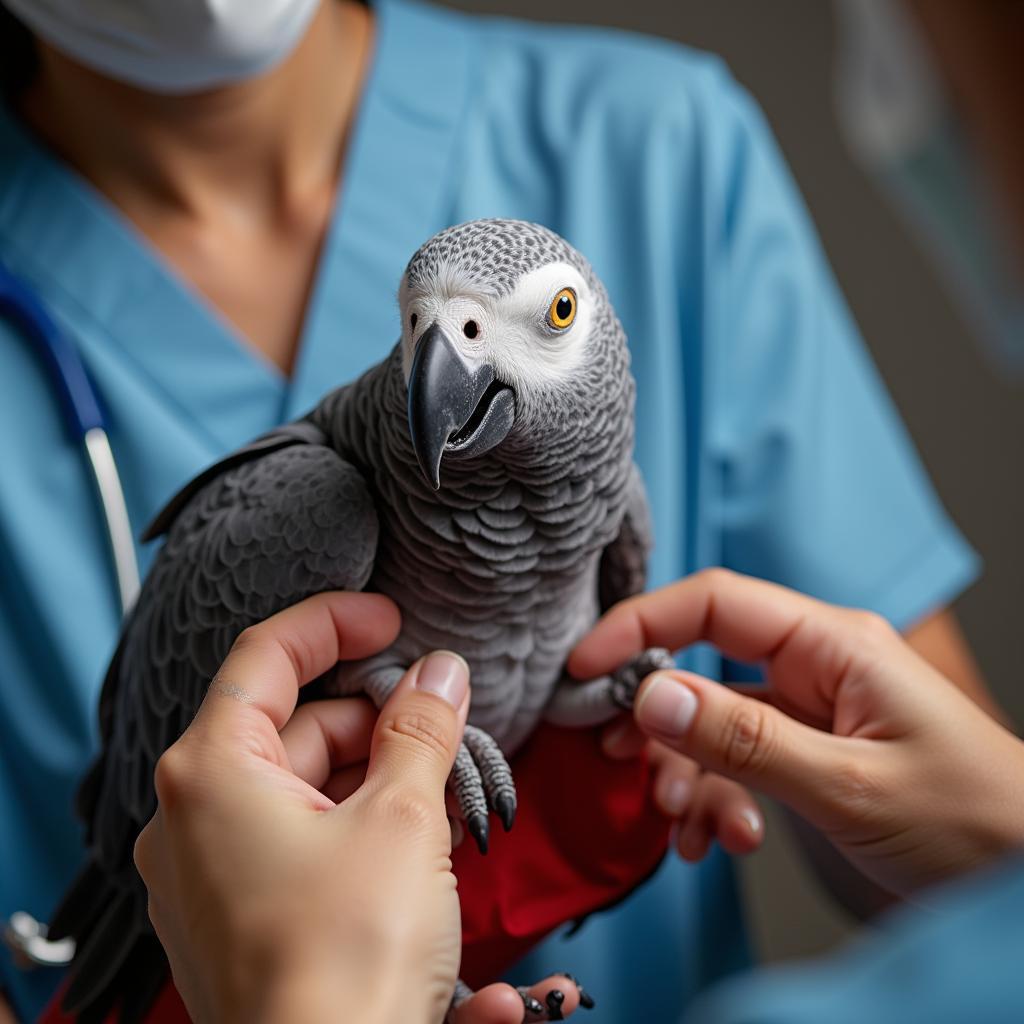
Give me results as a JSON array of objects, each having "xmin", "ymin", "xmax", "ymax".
[{"xmin": 404, "ymin": 219, "xmax": 589, "ymax": 297}]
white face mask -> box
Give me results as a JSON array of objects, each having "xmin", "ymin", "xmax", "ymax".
[{"xmin": 2, "ymin": 0, "xmax": 322, "ymax": 94}]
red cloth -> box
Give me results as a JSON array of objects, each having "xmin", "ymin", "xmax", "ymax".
[{"xmin": 40, "ymin": 723, "xmax": 669, "ymax": 1022}]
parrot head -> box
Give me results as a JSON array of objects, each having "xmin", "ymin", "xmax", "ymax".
[{"xmin": 399, "ymin": 219, "xmax": 628, "ymax": 490}]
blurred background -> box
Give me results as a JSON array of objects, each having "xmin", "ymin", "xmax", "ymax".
[{"xmin": 442, "ymin": 0, "xmax": 1024, "ymax": 967}]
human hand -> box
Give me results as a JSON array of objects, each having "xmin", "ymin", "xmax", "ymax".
[
  {"xmin": 600, "ymin": 733, "xmax": 765, "ymax": 862},
  {"xmin": 135, "ymin": 592, "xmax": 468, "ymax": 1024},
  {"xmin": 570, "ymin": 570, "xmax": 1024, "ymax": 900}
]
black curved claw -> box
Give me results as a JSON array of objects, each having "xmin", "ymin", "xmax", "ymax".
[
  {"xmin": 557, "ymin": 973, "xmax": 595, "ymax": 1010},
  {"xmin": 467, "ymin": 812, "xmax": 490, "ymax": 855},
  {"xmin": 545, "ymin": 989, "xmax": 565, "ymax": 1021},
  {"xmin": 520, "ymin": 993, "xmax": 544, "ymax": 1018},
  {"xmin": 495, "ymin": 793, "xmax": 517, "ymax": 832}
]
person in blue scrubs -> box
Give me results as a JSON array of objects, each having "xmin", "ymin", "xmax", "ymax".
[{"xmin": 0, "ymin": 0, "xmax": 993, "ymax": 1020}]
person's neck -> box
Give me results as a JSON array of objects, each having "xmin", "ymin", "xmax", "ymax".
[{"xmin": 18, "ymin": 1, "xmax": 372, "ymax": 229}]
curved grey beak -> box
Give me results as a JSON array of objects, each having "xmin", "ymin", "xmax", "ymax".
[{"xmin": 407, "ymin": 323, "xmax": 515, "ymax": 489}]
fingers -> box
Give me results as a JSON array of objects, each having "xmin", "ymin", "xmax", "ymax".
[
  {"xmin": 569, "ymin": 569, "xmax": 915, "ymax": 730},
  {"xmin": 196, "ymin": 592, "xmax": 400, "ymax": 735},
  {"xmin": 362, "ymin": 651, "xmax": 470, "ymax": 806},
  {"xmin": 569, "ymin": 569, "xmax": 821, "ymax": 679},
  {"xmin": 645, "ymin": 743, "xmax": 763, "ymax": 858},
  {"xmin": 600, "ymin": 716, "xmax": 647, "ymax": 759},
  {"xmin": 279, "ymin": 697, "xmax": 376, "ymax": 789},
  {"xmin": 634, "ymin": 669, "xmax": 856, "ymax": 821},
  {"xmin": 670, "ymin": 773, "xmax": 763, "ymax": 860}
]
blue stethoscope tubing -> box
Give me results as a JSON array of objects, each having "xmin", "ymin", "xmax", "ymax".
[
  {"xmin": 1, "ymin": 260, "xmax": 140, "ymax": 969},
  {"xmin": 0, "ymin": 260, "xmax": 140, "ymax": 618}
]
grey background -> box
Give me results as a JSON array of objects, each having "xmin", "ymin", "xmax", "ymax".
[{"xmin": 444, "ymin": 0, "xmax": 1024, "ymax": 963}]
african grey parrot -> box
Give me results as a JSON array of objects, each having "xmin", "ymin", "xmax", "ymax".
[{"xmin": 49, "ymin": 219, "xmax": 672, "ymax": 1023}]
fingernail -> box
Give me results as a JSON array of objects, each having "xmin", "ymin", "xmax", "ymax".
[
  {"xmin": 741, "ymin": 808, "xmax": 762, "ymax": 834},
  {"xmin": 659, "ymin": 778, "xmax": 691, "ymax": 817},
  {"xmin": 635, "ymin": 672, "xmax": 698, "ymax": 739},
  {"xmin": 415, "ymin": 651, "xmax": 469, "ymax": 708}
]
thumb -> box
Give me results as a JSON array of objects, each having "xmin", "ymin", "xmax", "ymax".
[
  {"xmin": 363, "ymin": 651, "xmax": 470, "ymax": 804},
  {"xmin": 634, "ymin": 670, "xmax": 850, "ymax": 823}
]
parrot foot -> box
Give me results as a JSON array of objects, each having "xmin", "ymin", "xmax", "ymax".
[
  {"xmin": 517, "ymin": 972, "xmax": 596, "ymax": 1020},
  {"xmin": 450, "ymin": 725, "xmax": 517, "ymax": 854},
  {"xmin": 610, "ymin": 647, "xmax": 675, "ymax": 710},
  {"xmin": 446, "ymin": 974, "xmax": 594, "ymax": 1022},
  {"xmin": 556, "ymin": 972, "xmax": 595, "ymax": 1010}
]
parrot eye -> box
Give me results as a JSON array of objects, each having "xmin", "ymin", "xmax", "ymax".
[
  {"xmin": 547, "ymin": 288, "xmax": 577, "ymax": 330},
  {"xmin": 463, "ymin": 320, "xmax": 479, "ymax": 339},
  {"xmin": 410, "ymin": 313, "xmax": 418, "ymax": 332}
]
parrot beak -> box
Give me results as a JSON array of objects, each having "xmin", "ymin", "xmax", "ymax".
[{"xmin": 407, "ymin": 323, "xmax": 516, "ymax": 489}]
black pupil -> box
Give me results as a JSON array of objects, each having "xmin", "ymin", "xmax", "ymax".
[
  {"xmin": 410, "ymin": 313, "xmax": 418, "ymax": 331},
  {"xmin": 464, "ymin": 320, "xmax": 479, "ymax": 339},
  {"xmin": 556, "ymin": 295, "xmax": 573, "ymax": 321}
]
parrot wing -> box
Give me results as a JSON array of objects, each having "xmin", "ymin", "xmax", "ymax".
[
  {"xmin": 597, "ymin": 462, "xmax": 653, "ymax": 612},
  {"xmin": 49, "ymin": 421, "xmax": 380, "ymax": 1023}
]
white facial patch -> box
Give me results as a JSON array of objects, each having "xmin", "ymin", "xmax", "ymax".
[{"xmin": 399, "ymin": 261, "xmax": 592, "ymax": 391}]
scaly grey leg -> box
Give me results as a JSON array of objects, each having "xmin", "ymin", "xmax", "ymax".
[
  {"xmin": 463, "ymin": 724, "xmax": 517, "ymax": 832},
  {"xmin": 543, "ymin": 647, "xmax": 675, "ymax": 727},
  {"xmin": 451, "ymin": 743, "xmax": 491, "ymax": 853},
  {"xmin": 335, "ymin": 662, "xmax": 513, "ymax": 855}
]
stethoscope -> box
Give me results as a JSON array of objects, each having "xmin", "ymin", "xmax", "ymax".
[
  {"xmin": 0, "ymin": 261, "xmax": 140, "ymax": 614},
  {"xmin": 0, "ymin": 259, "xmax": 139, "ymax": 970}
]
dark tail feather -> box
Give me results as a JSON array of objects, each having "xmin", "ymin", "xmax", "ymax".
[
  {"xmin": 117, "ymin": 936, "xmax": 170, "ymax": 1024},
  {"xmin": 47, "ymin": 861, "xmax": 111, "ymax": 942},
  {"xmin": 61, "ymin": 889, "xmax": 138, "ymax": 1014},
  {"xmin": 75, "ymin": 754, "xmax": 108, "ymax": 827},
  {"xmin": 75, "ymin": 984, "xmax": 120, "ymax": 1024}
]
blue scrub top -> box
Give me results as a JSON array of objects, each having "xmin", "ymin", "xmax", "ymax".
[
  {"xmin": 0, "ymin": 0, "xmax": 978, "ymax": 1019},
  {"xmin": 686, "ymin": 856, "xmax": 1024, "ymax": 1023}
]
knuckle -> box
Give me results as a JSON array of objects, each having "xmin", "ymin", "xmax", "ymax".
[
  {"xmin": 381, "ymin": 708, "xmax": 456, "ymax": 763},
  {"xmin": 848, "ymin": 610, "xmax": 896, "ymax": 648},
  {"xmin": 132, "ymin": 827, "xmax": 153, "ymax": 878},
  {"xmin": 152, "ymin": 745, "xmax": 193, "ymax": 810},
  {"xmin": 720, "ymin": 703, "xmax": 775, "ymax": 777},
  {"xmin": 229, "ymin": 624, "xmax": 265, "ymax": 655},
  {"xmin": 697, "ymin": 567, "xmax": 735, "ymax": 590}
]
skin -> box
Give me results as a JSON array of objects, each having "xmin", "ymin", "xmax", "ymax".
[
  {"xmin": 18, "ymin": 0, "xmax": 374, "ymax": 374},
  {"xmin": 134, "ymin": 592, "xmax": 583, "ymax": 1024},
  {"xmin": 630, "ymin": 607, "xmax": 997, "ymax": 913},
  {"xmin": 570, "ymin": 569, "xmax": 1024, "ymax": 901}
]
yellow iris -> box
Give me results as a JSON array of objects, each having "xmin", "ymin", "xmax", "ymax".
[{"xmin": 548, "ymin": 287, "xmax": 577, "ymax": 329}]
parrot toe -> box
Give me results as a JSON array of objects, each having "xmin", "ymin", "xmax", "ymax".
[
  {"xmin": 544, "ymin": 989, "xmax": 566, "ymax": 1020},
  {"xmin": 455, "ymin": 724, "xmax": 518, "ymax": 848},
  {"xmin": 610, "ymin": 646, "xmax": 676, "ymax": 709},
  {"xmin": 467, "ymin": 811, "xmax": 490, "ymax": 855},
  {"xmin": 517, "ymin": 990, "xmax": 546, "ymax": 1018},
  {"xmin": 557, "ymin": 973, "xmax": 595, "ymax": 1010},
  {"xmin": 495, "ymin": 792, "xmax": 516, "ymax": 832}
]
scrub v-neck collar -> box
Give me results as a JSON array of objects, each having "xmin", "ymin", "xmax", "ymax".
[
  {"xmin": 287, "ymin": 0, "xmax": 475, "ymax": 419},
  {"xmin": 0, "ymin": 0, "xmax": 474, "ymax": 451}
]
